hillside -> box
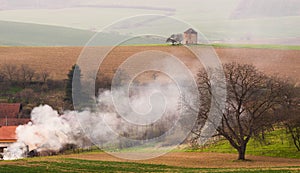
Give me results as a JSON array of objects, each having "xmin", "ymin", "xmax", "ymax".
[
  {"xmin": 0, "ymin": 20, "xmax": 167, "ymax": 46},
  {"xmin": 231, "ymin": 0, "xmax": 300, "ymax": 19},
  {"xmin": 0, "ymin": 21, "xmax": 94, "ymax": 46}
]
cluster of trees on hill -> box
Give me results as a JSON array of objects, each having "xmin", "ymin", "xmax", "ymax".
[
  {"xmin": 0, "ymin": 63, "xmax": 123, "ymax": 115},
  {"xmin": 0, "ymin": 64, "xmax": 66, "ymax": 115},
  {"xmin": 190, "ymin": 63, "xmax": 300, "ymax": 160},
  {"xmin": 0, "ymin": 64, "xmax": 50, "ymax": 87}
]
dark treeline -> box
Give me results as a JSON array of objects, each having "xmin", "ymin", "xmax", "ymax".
[{"xmin": 0, "ymin": 64, "xmax": 65, "ymax": 116}]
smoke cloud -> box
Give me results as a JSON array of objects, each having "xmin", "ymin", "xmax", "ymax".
[{"xmin": 3, "ymin": 82, "xmax": 184, "ymax": 160}]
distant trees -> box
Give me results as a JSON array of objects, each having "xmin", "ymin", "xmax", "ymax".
[
  {"xmin": 166, "ymin": 34, "xmax": 183, "ymax": 45},
  {"xmin": 0, "ymin": 64, "xmax": 48, "ymax": 88},
  {"xmin": 1, "ymin": 64, "xmax": 19, "ymax": 83},
  {"xmin": 194, "ymin": 63, "xmax": 288, "ymax": 160},
  {"xmin": 0, "ymin": 63, "xmax": 57, "ymax": 116},
  {"xmin": 19, "ymin": 64, "xmax": 35, "ymax": 87},
  {"xmin": 40, "ymin": 71, "xmax": 50, "ymax": 84}
]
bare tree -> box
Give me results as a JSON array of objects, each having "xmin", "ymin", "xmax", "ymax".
[
  {"xmin": 280, "ymin": 84, "xmax": 300, "ymax": 151},
  {"xmin": 287, "ymin": 119, "xmax": 300, "ymax": 151},
  {"xmin": 40, "ymin": 71, "xmax": 50, "ymax": 84},
  {"xmin": 166, "ymin": 34, "xmax": 183, "ymax": 45},
  {"xmin": 1, "ymin": 64, "xmax": 18, "ymax": 83},
  {"xmin": 194, "ymin": 63, "xmax": 285, "ymax": 160},
  {"xmin": 19, "ymin": 64, "xmax": 36, "ymax": 87}
]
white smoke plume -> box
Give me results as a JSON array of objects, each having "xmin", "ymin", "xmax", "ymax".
[
  {"xmin": 3, "ymin": 83, "xmax": 182, "ymax": 160},
  {"xmin": 3, "ymin": 90, "xmax": 116, "ymax": 160},
  {"xmin": 3, "ymin": 51, "xmax": 208, "ymax": 160}
]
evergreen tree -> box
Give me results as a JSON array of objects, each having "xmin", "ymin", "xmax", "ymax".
[{"xmin": 65, "ymin": 64, "xmax": 81, "ymax": 109}]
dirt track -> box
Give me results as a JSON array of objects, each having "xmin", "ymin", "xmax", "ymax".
[{"xmin": 64, "ymin": 152, "xmax": 300, "ymax": 168}]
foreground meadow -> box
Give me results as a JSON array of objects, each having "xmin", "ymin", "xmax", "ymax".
[{"xmin": 1, "ymin": 152, "xmax": 300, "ymax": 173}]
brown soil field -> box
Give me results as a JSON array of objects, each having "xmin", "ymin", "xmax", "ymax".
[
  {"xmin": 0, "ymin": 46, "xmax": 299, "ymax": 83},
  {"xmin": 64, "ymin": 152, "xmax": 300, "ymax": 168}
]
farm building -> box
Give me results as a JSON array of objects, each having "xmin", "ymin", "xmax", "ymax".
[
  {"xmin": 0, "ymin": 126, "xmax": 17, "ymax": 153},
  {"xmin": 0, "ymin": 103, "xmax": 22, "ymax": 118},
  {"xmin": 0, "ymin": 103, "xmax": 30, "ymax": 126},
  {"xmin": 183, "ymin": 28, "xmax": 198, "ymax": 44}
]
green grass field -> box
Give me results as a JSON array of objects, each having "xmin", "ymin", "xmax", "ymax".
[
  {"xmin": 0, "ymin": 158, "xmax": 299, "ymax": 173},
  {"xmin": 196, "ymin": 129, "xmax": 300, "ymax": 159}
]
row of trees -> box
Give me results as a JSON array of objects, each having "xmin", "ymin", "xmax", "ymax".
[
  {"xmin": 191, "ymin": 63, "xmax": 299, "ymax": 160},
  {"xmin": 0, "ymin": 64, "xmax": 50, "ymax": 88},
  {"xmin": 0, "ymin": 64, "xmax": 67, "ymax": 116}
]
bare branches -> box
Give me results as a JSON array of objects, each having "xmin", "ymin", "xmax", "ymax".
[
  {"xmin": 19, "ymin": 64, "xmax": 35, "ymax": 87},
  {"xmin": 280, "ymin": 84, "xmax": 300, "ymax": 151},
  {"xmin": 0, "ymin": 64, "xmax": 51, "ymax": 87},
  {"xmin": 1, "ymin": 64, "xmax": 18, "ymax": 82},
  {"xmin": 195, "ymin": 62, "xmax": 286, "ymax": 160}
]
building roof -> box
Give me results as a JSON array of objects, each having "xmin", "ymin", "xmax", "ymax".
[
  {"xmin": 0, "ymin": 118, "xmax": 30, "ymax": 126},
  {"xmin": 184, "ymin": 28, "xmax": 197, "ymax": 34},
  {"xmin": 0, "ymin": 103, "xmax": 21, "ymax": 118},
  {"xmin": 0, "ymin": 126, "xmax": 17, "ymax": 141}
]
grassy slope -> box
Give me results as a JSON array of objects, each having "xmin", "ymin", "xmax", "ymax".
[
  {"xmin": 1, "ymin": 2, "xmax": 300, "ymax": 45},
  {"xmin": 0, "ymin": 158, "xmax": 299, "ymax": 173},
  {"xmin": 0, "ymin": 20, "xmax": 166, "ymax": 46},
  {"xmin": 209, "ymin": 43, "xmax": 300, "ymax": 50},
  {"xmin": 137, "ymin": 43, "xmax": 300, "ymax": 50},
  {"xmin": 0, "ymin": 21, "xmax": 94, "ymax": 46},
  {"xmin": 0, "ymin": 18, "xmax": 299, "ymax": 46},
  {"xmin": 197, "ymin": 129, "xmax": 300, "ymax": 159}
]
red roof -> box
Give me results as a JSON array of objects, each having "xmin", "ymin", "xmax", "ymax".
[
  {"xmin": 0, "ymin": 103, "xmax": 21, "ymax": 118},
  {"xmin": 0, "ymin": 118, "xmax": 30, "ymax": 126},
  {"xmin": 0, "ymin": 126, "xmax": 17, "ymax": 140}
]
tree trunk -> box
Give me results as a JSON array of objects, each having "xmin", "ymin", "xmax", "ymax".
[
  {"xmin": 261, "ymin": 128, "xmax": 265, "ymax": 141},
  {"xmin": 238, "ymin": 144, "xmax": 247, "ymax": 160}
]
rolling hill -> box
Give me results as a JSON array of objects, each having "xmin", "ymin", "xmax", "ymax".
[
  {"xmin": 231, "ymin": 0, "xmax": 300, "ymax": 19},
  {"xmin": 0, "ymin": 20, "xmax": 166, "ymax": 46},
  {"xmin": 0, "ymin": 20, "xmax": 94, "ymax": 46}
]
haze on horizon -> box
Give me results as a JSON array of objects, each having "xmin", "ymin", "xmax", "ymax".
[{"xmin": 0, "ymin": 0, "xmax": 299, "ymax": 45}]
